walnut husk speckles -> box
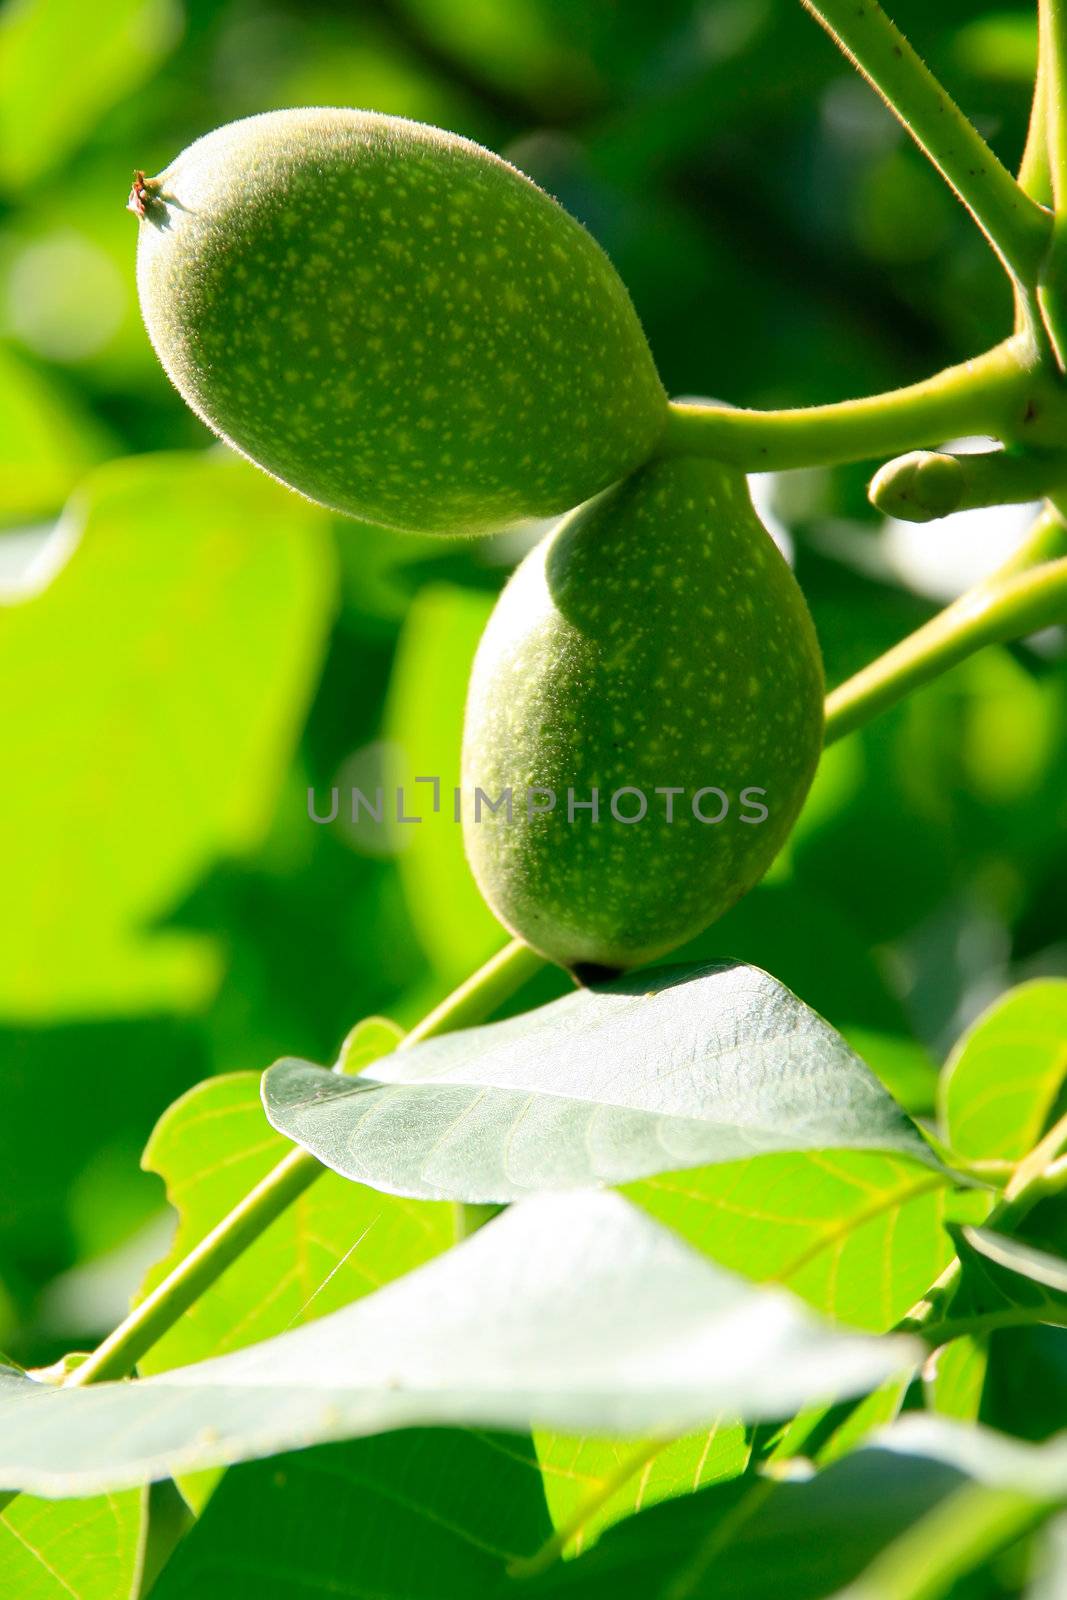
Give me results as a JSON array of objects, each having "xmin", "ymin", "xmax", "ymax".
[
  {"xmin": 461, "ymin": 457, "xmax": 825, "ymax": 972},
  {"xmin": 132, "ymin": 108, "xmax": 668, "ymax": 536}
]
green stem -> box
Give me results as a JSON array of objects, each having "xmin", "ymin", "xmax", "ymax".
[
  {"xmin": 799, "ymin": 0, "xmax": 1050, "ymax": 284},
  {"xmin": 990, "ymin": 500, "xmax": 1067, "ymax": 574},
  {"xmin": 401, "ymin": 940, "xmax": 544, "ymax": 1046},
  {"xmin": 991, "ymin": 1105, "xmax": 1067, "ymax": 1222},
  {"xmin": 1038, "ymin": 0, "xmax": 1067, "ymax": 362},
  {"xmin": 67, "ymin": 1146, "xmax": 323, "ymax": 1390},
  {"xmin": 788, "ymin": 1109, "xmax": 1067, "ymax": 1478},
  {"xmin": 1046, "ymin": 0, "xmax": 1067, "ymax": 210},
  {"xmin": 835, "ymin": 1483, "xmax": 1056, "ymax": 1600},
  {"xmin": 900, "ymin": 1108, "xmax": 1067, "ymax": 1336},
  {"xmin": 823, "ymin": 552, "xmax": 1067, "ymax": 746},
  {"xmin": 1020, "ymin": 12, "xmax": 1052, "ymax": 206},
  {"xmin": 1016, "ymin": 17, "xmax": 1053, "ymax": 337},
  {"xmin": 65, "ymin": 938, "xmax": 543, "ymax": 1390},
  {"xmin": 661, "ymin": 340, "xmax": 1030, "ymax": 472},
  {"xmin": 919, "ymin": 1305, "xmax": 1064, "ymax": 1346}
]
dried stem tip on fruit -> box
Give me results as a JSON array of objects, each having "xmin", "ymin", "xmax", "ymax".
[{"xmin": 126, "ymin": 170, "xmax": 159, "ymax": 219}]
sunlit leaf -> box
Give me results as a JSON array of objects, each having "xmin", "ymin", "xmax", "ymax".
[
  {"xmin": 0, "ymin": 1488, "xmax": 142, "ymax": 1599},
  {"xmin": 522, "ymin": 1443, "xmax": 969, "ymax": 1598},
  {"xmin": 0, "ymin": 1350, "xmax": 143, "ymax": 1599},
  {"xmin": 770, "ymin": 1370, "xmax": 913, "ymax": 1473},
  {"xmin": 384, "ymin": 582, "xmax": 502, "ymax": 983},
  {"xmin": 526, "ymin": 1418, "xmax": 1067, "ymax": 1598},
  {"xmin": 136, "ymin": 1064, "xmax": 451, "ymax": 1508},
  {"xmin": 524, "ymin": 1417, "xmax": 1067, "ymax": 1597},
  {"xmin": 0, "ymin": 343, "xmax": 112, "ymax": 523},
  {"xmin": 263, "ymin": 962, "xmax": 937, "ymax": 1203},
  {"xmin": 940, "ymin": 980, "xmax": 1067, "ymax": 1162},
  {"xmin": 527, "ymin": 1424, "xmax": 749, "ymax": 1565},
  {"xmin": 137, "ymin": 1067, "xmax": 452, "ymax": 1372},
  {"xmin": 0, "ymin": 0, "xmax": 179, "ymax": 191},
  {"xmin": 0, "ymin": 1193, "xmax": 917, "ymax": 1497},
  {"xmin": 869, "ymin": 1413, "xmax": 1067, "ymax": 1496},
  {"xmin": 924, "ymin": 1335, "xmax": 988, "ymax": 1422},
  {"xmin": 337, "ymin": 1015, "xmax": 406, "ymax": 1076},
  {"xmin": 0, "ymin": 451, "xmax": 336, "ymax": 1018},
  {"xmin": 629, "ymin": 1149, "xmax": 981, "ymax": 1331}
]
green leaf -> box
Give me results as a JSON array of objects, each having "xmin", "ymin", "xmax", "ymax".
[
  {"xmin": 868, "ymin": 1413, "xmax": 1067, "ymax": 1496},
  {"xmin": 262, "ymin": 962, "xmax": 937, "ymax": 1203},
  {"xmin": 333, "ymin": 519, "xmax": 472, "ymax": 629},
  {"xmin": 525, "ymin": 1417, "xmax": 1067, "ymax": 1598},
  {"xmin": 0, "ymin": 1490, "xmax": 142, "ymax": 1598},
  {"xmin": 953, "ymin": 13, "xmax": 1037, "ymax": 83},
  {"xmin": 947, "ymin": 1226, "xmax": 1067, "ymax": 1331},
  {"xmin": 0, "ymin": 1015, "xmax": 205, "ymax": 1306},
  {"xmin": 0, "ymin": 0, "xmax": 178, "ymax": 191},
  {"xmin": 770, "ymin": 1370, "xmax": 913, "ymax": 1472},
  {"xmin": 384, "ymin": 582, "xmax": 502, "ymax": 984},
  {"xmin": 522, "ymin": 1443, "xmax": 970, "ymax": 1598},
  {"xmin": 940, "ymin": 980, "xmax": 1067, "ymax": 1162},
  {"xmin": 133, "ymin": 1479, "xmax": 192, "ymax": 1599},
  {"xmin": 0, "ymin": 343, "xmax": 113, "ymax": 523},
  {"xmin": 0, "ymin": 1193, "xmax": 918, "ymax": 1497},
  {"xmin": 981, "ymin": 1327, "xmax": 1067, "ymax": 1445},
  {"xmin": 0, "ymin": 451, "xmax": 336, "ymax": 1019},
  {"xmin": 152, "ymin": 1431, "xmax": 554, "ymax": 1600},
  {"xmin": 527, "ymin": 1424, "xmax": 750, "ymax": 1566},
  {"xmin": 135, "ymin": 1064, "xmax": 451, "ymax": 1510},
  {"xmin": 137, "ymin": 1069, "xmax": 453, "ymax": 1376},
  {"xmin": 1031, "ymin": 1511, "xmax": 1067, "ymax": 1600},
  {"xmin": 925, "ymin": 1335, "xmax": 988, "ymax": 1421},
  {"xmin": 337, "ymin": 1015, "xmax": 406, "ymax": 1076},
  {"xmin": 629, "ymin": 1150, "xmax": 977, "ymax": 1330},
  {"xmin": 0, "ymin": 1353, "xmax": 143, "ymax": 1596}
]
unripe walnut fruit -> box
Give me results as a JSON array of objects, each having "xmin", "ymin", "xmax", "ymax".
[
  {"xmin": 132, "ymin": 108, "xmax": 667, "ymax": 537},
  {"xmin": 461, "ymin": 457, "xmax": 825, "ymax": 973}
]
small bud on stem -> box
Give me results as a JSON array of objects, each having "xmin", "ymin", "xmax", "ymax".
[{"xmin": 870, "ymin": 447, "xmax": 1067, "ymax": 523}]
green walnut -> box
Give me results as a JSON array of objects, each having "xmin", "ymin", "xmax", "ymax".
[
  {"xmin": 462, "ymin": 456, "xmax": 825, "ymax": 974},
  {"xmin": 130, "ymin": 108, "xmax": 667, "ymax": 536}
]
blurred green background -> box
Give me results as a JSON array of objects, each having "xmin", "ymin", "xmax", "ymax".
[{"xmin": 1, "ymin": 0, "xmax": 1063, "ymax": 1366}]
